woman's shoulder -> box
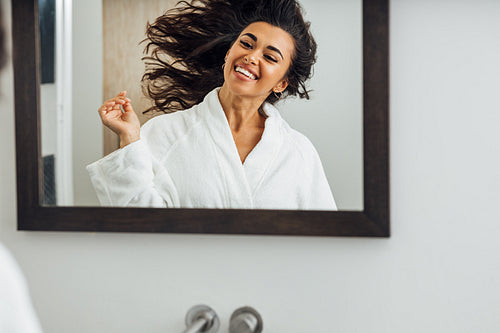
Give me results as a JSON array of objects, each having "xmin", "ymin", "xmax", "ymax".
[
  {"xmin": 140, "ymin": 103, "xmax": 204, "ymax": 141},
  {"xmin": 283, "ymin": 125, "xmax": 321, "ymax": 161},
  {"xmin": 266, "ymin": 105, "xmax": 320, "ymax": 161}
]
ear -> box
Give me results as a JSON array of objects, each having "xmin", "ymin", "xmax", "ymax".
[{"xmin": 273, "ymin": 79, "xmax": 289, "ymax": 93}]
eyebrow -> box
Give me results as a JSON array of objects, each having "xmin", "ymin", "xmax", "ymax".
[{"xmin": 242, "ymin": 33, "xmax": 284, "ymax": 59}]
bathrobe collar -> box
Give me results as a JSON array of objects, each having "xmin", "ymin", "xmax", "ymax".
[{"xmin": 202, "ymin": 88, "xmax": 284, "ymax": 199}]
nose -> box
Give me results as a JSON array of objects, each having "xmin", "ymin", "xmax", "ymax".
[{"xmin": 244, "ymin": 53, "xmax": 258, "ymax": 65}]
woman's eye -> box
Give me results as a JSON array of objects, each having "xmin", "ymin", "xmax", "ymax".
[
  {"xmin": 240, "ymin": 40, "xmax": 252, "ymax": 48},
  {"xmin": 265, "ymin": 55, "xmax": 278, "ymax": 63}
]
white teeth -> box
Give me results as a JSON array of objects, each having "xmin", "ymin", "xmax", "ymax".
[{"xmin": 235, "ymin": 66, "xmax": 256, "ymax": 80}]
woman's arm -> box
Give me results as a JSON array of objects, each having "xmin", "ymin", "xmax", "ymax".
[
  {"xmin": 86, "ymin": 138, "xmax": 179, "ymax": 207},
  {"xmin": 88, "ymin": 94, "xmax": 179, "ymax": 207}
]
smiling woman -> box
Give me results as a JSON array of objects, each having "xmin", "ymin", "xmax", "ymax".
[{"xmin": 87, "ymin": 0, "xmax": 337, "ymax": 210}]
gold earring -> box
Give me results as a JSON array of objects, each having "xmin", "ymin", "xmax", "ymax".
[{"xmin": 273, "ymin": 91, "xmax": 283, "ymax": 100}]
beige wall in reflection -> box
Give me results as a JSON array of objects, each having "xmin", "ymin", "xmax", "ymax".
[{"xmin": 102, "ymin": 0, "xmax": 177, "ymax": 155}]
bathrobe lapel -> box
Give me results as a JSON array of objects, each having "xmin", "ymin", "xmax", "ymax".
[
  {"xmin": 204, "ymin": 91, "xmax": 253, "ymax": 208},
  {"xmin": 203, "ymin": 90, "xmax": 283, "ymax": 207},
  {"xmin": 242, "ymin": 103, "xmax": 283, "ymax": 197}
]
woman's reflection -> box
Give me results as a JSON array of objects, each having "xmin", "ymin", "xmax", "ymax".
[{"xmin": 87, "ymin": 0, "xmax": 336, "ymax": 210}]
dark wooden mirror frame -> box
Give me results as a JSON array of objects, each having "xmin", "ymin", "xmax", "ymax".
[{"xmin": 12, "ymin": 0, "xmax": 389, "ymax": 237}]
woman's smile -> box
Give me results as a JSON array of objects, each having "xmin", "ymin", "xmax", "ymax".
[{"xmin": 234, "ymin": 64, "xmax": 258, "ymax": 80}]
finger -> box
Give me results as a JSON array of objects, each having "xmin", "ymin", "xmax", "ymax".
[
  {"xmin": 113, "ymin": 98, "xmax": 126, "ymax": 105},
  {"xmin": 100, "ymin": 102, "xmax": 121, "ymax": 114},
  {"xmin": 98, "ymin": 104, "xmax": 113, "ymax": 116},
  {"xmin": 98, "ymin": 105, "xmax": 106, "ymax": 115},
  {"xmin": 115, "ymin": 91, "xmax": 127, "ymax": 98},
  {"xmin": 102, "ymin": 98, "xmax": 118, "ymax": 107},
  {"xmin": 99, "ymin": 101, "xmax": 114, "ymax": 111},
  {"xmin": 122, "ymin": 101, "xmax": 134, "ymax": 113},
  {"xmin": 115, "ymin": 96, "xmax": 130, "ymax": 105}
]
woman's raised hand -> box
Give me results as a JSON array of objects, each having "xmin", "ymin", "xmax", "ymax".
[{"xmin": 98, "ymin": 91, "xmax": 141, "ymax": 148}]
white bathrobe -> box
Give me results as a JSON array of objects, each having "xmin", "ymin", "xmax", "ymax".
[
  {"xmin": 87, "ymin": 88, "xmax": 336, "ymax": 210},
  {"xmin": 0, "ymin": 244, "xmax": 42, "ymax": 333}
]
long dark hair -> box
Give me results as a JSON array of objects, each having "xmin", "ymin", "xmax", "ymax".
[{"xmin": 142, "ymin": 0, "xmax": 317, "ymax": 114}]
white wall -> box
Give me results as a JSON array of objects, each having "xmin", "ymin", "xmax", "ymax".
[{"xmin": 1, "ymin": 0, "xmax": 500, "ymax": 332}]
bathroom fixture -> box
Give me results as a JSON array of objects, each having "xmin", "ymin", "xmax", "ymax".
[
  {"xmin": 229, "ymin": 306, "xmax": 263, "ymax": 333},
  {"xmin": 182, "ymin": 305, "xmax": 220, "ymax": 333}
]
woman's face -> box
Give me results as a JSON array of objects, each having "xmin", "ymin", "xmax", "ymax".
[{"xmin": 223, "ymin": 21, "xmax": 295, "ymax": 100}]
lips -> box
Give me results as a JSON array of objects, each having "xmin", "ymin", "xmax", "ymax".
[{"xmin": 234, "ymin": 64, "xmax": 258, "ymax": 80}]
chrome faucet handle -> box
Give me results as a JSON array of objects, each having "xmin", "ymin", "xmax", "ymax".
[
  {"xmin": 229, "ymin": 306, "xmax": 263, "ymax": 333},
  {"xmin": 183, "ymin": 305, "xmax": 220, "ymax": 333}
]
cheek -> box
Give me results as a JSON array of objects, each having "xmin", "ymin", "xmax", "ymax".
[
  {"xmin": 269, "ymin": 65, "xmax": 289, "ymax": 82},
  {"xmin": 227, "ymin": 45, "xmax": 241, "ymax": 60}
]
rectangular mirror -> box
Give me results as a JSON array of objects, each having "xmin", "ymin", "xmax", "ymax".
[{"xmin": 12, "ymin": 0, "xmax": 389, "ymax": 236}]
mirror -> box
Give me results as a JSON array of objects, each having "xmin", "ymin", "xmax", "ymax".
[{"xmin": 12, "ymin": 0, "xmax": 389, "ymax": 236}]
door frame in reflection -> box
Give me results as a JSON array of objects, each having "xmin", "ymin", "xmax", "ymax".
[{"xmin": 39, "ymin": 0, "xmax": 73, "ymax": 204}]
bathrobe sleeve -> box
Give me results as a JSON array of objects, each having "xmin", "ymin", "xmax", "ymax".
[
  {"xmin": 0, "ymin": 244, "xmax": 43, "ymax": 333},
  {"xmin": 305, "ymin": 149, "xmax": 337, "ymax": 210},
  {"xmin": 86, "ymin": 122, "xmax": 179, "ymax": 207},
  {"xmin": 287, "ymin": 128, "xmax": 337, "ymax": 210}
]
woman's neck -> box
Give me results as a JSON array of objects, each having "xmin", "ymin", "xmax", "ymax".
[{"xmin": 218, "ymin": 85, "xmax": 267, "ymax": 132}]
